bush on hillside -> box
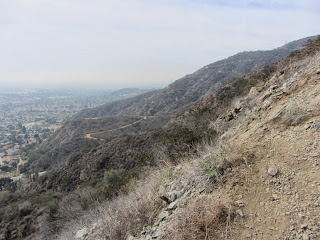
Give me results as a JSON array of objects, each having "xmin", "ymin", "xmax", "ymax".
[{"xmin": 166, "ymin": 194, "xmax": 233, "ymax": 239}]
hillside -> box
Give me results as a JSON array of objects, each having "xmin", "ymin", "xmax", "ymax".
[
  {"xmin": 56, "ymin": 35, "xmax": 320, "ymax": 240},
  {"xmin": 75, "ymin": 36, "xmax": 314, "ymax": 119},
  {"xmin": 0, "ymin": 36, "xmax": 319, "ymax": 240},
  {"xmin": 27, "ymin": 36, "xmax": 315, "ymax": 173}
]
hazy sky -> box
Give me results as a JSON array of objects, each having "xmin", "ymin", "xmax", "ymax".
[{"xmin": 0, "ymin": 0, "xmax": 319, "ymax": 89}]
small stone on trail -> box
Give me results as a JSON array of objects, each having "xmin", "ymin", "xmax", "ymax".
[
  {"xmin": 157, "ymin": 211, "xmax": 169, "ymax": 223},
  {"xmin": 301, "ymin": 224, "xmax": 308, "ymax": 230},
  {"xmin": 236, "ymin": 209, "xmax": 245, "ymax": 217},
  {"xmin": 272, "ymin": 194, "xmax": 280, "ymax": 200},
  {"xmin": 75, "ymin": 227, "xmax": 88, "ymax": 239},
  {"xmin": 152, "ymin": 229, "xmax": 161, "ymax": 239},
  {"xmin": 167, "ymin": 201, "xmax": 177, "ymax": 211},
  {"xmin": 268, "ymin": 167, "xmax": 278, "ymax": 176}
]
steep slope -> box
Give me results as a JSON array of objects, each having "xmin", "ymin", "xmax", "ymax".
[
  {"xmin": 28, "ymin": 36, "xmax": 315, "ymax": 172},
  {"xmin": 221, "ymin": 54, "xmax": 320, "ymax": 239},
  {"xmin": 57, "ymin": 36, "xmax": 320, "ymax": 240}
]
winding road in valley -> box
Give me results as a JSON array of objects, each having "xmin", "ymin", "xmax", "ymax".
[{"xmin": 84, "ymin": 117, "xmax": 148, "ymax": 140}]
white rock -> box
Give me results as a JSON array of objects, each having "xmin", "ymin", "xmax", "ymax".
[
  {"xmin": 268, "ymin": 167, "xmax": 278, "ymax": 176},
  {"xmin": 272, "ymin": 194, "xmax": 280, "ymax": 200},
  {"xmin": 157, "ymin": 211, "xmax": 169, "ymax": 223},
  {"xmin": 300, "ymin": 224, "xmax": 308, "ymax": 230},
  {"xmin": 152, "ymin": 229, "xmax": 161, "ymax": 239},
  {"xmin": 75, "ymin": 227, "xmax": 88, "ymax": 239},
  {"xmin": 236, "ymin": 209, "xmax": 245, "ymax": 217},
  {"xmin": 167, "ymin": 201, "xmax": 177, "ymax": 211}
]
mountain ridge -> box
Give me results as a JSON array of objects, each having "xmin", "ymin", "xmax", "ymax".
[
  {"xmin": 75, "ymin": 36, "xmax": 316, "ymax": 119},
  {"xmin": 26, "ymin": 36, "xmax": 317, "ymax": 174}
]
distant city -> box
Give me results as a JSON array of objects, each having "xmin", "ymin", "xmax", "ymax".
[{"xmin": 0, "ymin": 87, "xmax": 150, "ymax": 177}]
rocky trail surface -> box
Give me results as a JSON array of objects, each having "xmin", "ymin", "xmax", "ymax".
[{"xmin": 223, "ymin": 52, "xmax": 320, "ymax": 240}]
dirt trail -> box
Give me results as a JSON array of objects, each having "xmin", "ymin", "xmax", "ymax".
[
  {"xmin": 218, "ymin": 52, "xmax": 320, "ymax": 239},
  {"xmin": 84, "ymin": 117, "xmax": 147, "ymax": 140}
]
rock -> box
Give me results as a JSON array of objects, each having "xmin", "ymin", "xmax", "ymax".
[
  {"xmin": 301, "ymin": 224, "xmax": 308, "ymax": 230},
  {"xmin": 175, "ymin": 166, "xmax": 182, "ymax": 171},
  {"xmin": 152, "ymin": 229, "xmax": 161, "ymax": 239},
  {"xmin": 167, "ymin": 201, "xmax": 177, "ymax": 211},
  {"xmin": 249, "ymin": 87, "xmax": 259, "ymax": 98},
  {"xmin": 156, "ymin": 211, "xmax": 169, "ymax": 223},
  {"xmin": 272, "ymin": 194, "xmax": 280, "ymax": 200},
  {"xmin": 317, "ymin": 69, "xmax": 320, "ymax": 74},
  {"xmin": 268, "ymin": 167, "xmax": 278, "ymax": 177},
  {"xmin": 236, "ymin": 209, "xmax": 245, "ymax": 217},
  {"xmin": 75, "ymin": 227, "xmax": 88, "ymax": 239},
  {"xmin": 169, "ymin": 192, "xmax": 177, "ymax": 202},
  {"xmin": 176, "ymin": 190, "xmax": 184, "ymax": 199},
  {"xmin": 234, "ymin": 101, "xmax": 242, "ymax": 111},
  {"xmin": 263, "ymin": 100, "xmax": 272, "ymax": 109}
]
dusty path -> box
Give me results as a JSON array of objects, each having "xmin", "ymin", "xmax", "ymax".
[
  {"xmin": 84, "ymin": 117, "xmax": 147, "ymax": 140},
  {"xmin": 217, "ymin": 52, "xmax": 320, "ymax": 239}
]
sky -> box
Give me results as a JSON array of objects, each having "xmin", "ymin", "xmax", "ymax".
[{"xmin": 0, "ymin": 0, "xmax": 319, "ymax": 89}]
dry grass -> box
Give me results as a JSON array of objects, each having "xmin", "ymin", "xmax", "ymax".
[
  {"xmin": 57, "ymin": 169, "xmax": 165, "ymax": 240},
  {"xmin": 165, "ymin": 193, "xmax": 233, "ymax": 240},
  {"xmin": 56, "ymin": 141, "xmax": 236, "ymax": 240},
  {"xmin": 154, "ymin": 142, "xmax": 236, "ymax": 240},
  {"xmin": 98, "ymin": 178, "xmax": 163, "ymax": 239}
]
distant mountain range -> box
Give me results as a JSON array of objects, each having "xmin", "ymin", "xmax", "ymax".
[{"xmin": 75, "ymin": 36, "xmax": 316, "ymax": 119}]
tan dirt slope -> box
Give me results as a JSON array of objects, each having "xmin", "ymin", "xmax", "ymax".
[{"xmin": 218, "ymin": 51, "xmax": 320, "ymax": 239}]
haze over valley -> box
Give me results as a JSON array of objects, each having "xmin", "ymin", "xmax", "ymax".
[{"xmin": 0, "ymin": 1, "xmax": 320, "ymax": 240}]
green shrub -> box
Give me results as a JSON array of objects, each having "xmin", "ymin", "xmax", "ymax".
[
  {"xmin": 200, "ymin": 150, "xmax": 229, "ymax": 178},
  {"xmin": 103, "ymin": 169, "xmax": 120, "ymax": 186}
]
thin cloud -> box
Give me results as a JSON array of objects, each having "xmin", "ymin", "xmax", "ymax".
[{"xmin": 0, "ymin": 0, "xmax": 319, "ymax": 88}]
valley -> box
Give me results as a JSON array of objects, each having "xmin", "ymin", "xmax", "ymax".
[
  {"xmin": 0, "ymin": 88, "xmax": 151, "ymax": 180},
  {"xmin": 0, "ymin": 36, "xmax": 319, "ymax": 240}
]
